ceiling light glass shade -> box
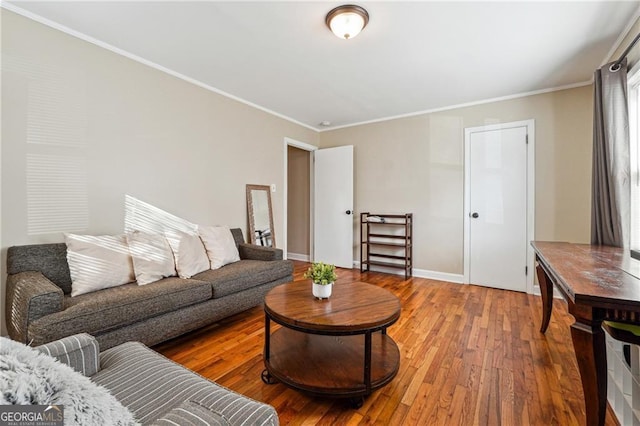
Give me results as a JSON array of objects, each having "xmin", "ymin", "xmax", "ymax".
[{"xmin": 326, "ymin": 5, "xmax": 369, "ymax": 40}]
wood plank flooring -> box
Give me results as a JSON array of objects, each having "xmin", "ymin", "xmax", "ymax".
[{"xmin": 155, "ymin": 261, "xmax": 618, "ymax": 425}]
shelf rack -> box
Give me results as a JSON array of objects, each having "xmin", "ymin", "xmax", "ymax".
[{"xmin": 360, "ymin": 212, "xmax": 413, "ymax": 279}]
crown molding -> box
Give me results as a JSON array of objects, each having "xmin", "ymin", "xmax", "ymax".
[
  {"xmin": 1, "ymin": 2, "xmax": 600, "ymax": 134},
  {"xmin": 320, "ymin": 80, "xmax": 592, "ymax": 132},
  {"xmin": 0, "ymin": 2, "xmax": 319, "ymax": 132}
]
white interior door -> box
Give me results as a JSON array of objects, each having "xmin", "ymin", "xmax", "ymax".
[
  {"xmin": 314, "ymin": 146, "xmax": 354, "ymax": 268},
  {"xmin": 466, "ymin": 124, "xmax": 528, "ymax": 292}
]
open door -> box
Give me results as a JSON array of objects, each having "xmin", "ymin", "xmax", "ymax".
[{"xmin": 314, "ymin": 146, "xmax": 354, "ymax": 268}]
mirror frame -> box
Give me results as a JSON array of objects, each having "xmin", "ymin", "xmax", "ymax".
[{"xmin": 246, "ymin": 184, "xmax": 276, "ymax": 247}]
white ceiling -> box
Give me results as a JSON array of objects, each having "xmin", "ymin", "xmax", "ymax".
[{"xmin": 5, "ymin": 1, "xmax": 640, "ymax": 131}]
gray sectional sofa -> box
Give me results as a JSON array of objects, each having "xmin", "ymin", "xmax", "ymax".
[
  {"xmin": 6, "ymin": 228, "xmax": 293, "ymax": 349},
  {"xmin": 2, "ymin": 333, "xmax": 279, "ymax": 425}
]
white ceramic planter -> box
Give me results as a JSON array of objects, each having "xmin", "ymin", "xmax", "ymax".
[{"xmin": 312, "ymin": 282, "xmax": 333, "ymax": 299}]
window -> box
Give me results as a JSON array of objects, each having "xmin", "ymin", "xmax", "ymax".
[{"xmin": 629, "ymin": 66, "xmax": 640, "ymax": 257}]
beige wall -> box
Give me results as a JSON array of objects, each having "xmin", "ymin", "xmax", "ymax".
[
  {"xmin": 0, "ymin": 11, "xmax": 318, "ymax": 335},
  {"xmin": 319, "ymin": 85, "xmax": 594, "ymax": 275},
  {"xmin": 4, "ymin": 8, "xmax": 626, "ymax": 336},
  {"xmin": 287, "ymin": 146, "xmax": 310, "ymax": 256}
]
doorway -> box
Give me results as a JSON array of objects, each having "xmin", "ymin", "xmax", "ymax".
[
  {"xmin": 463, "ymin": 120, "xmax": 535, "ymax": 293},
  {"xmin": 282, "ymin": 139, "xmax": 354, "ymax": 268},
  {"xmin": 287, "ymin": 145, "xmax": 311, "ymax": 261},
  {"xmin": 283, "ymin": 137, "xmax": 316, "ymax": 261}
]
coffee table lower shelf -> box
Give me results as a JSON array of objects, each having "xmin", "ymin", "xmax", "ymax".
[{"xmin": 264, "ymin": 327, "xmax": 400, "ymax": 398}]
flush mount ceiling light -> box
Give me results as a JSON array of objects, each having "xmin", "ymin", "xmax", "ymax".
[{"xmin": 325, "ymin": 5, "xmax": 369, "ymax": 40}]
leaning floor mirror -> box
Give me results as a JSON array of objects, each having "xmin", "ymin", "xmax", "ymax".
[{"xmin": 246, "ymin": 184, "xmax": 275, "ymax": 247}]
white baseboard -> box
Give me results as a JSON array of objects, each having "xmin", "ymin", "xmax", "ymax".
[
  {"xmin": 352, "ymin": 261, "xmax": 464, "ymax": 284},
  {"xmin": 414, "ymin": 268, "xmax": 464, "ymax": 284},
  {"xmin": 287, "ymin": 252, "xmax": 310, "ymax": 262},
  {"xmin": 532, "ymin": 284, "xmax": 565, "ymax": 299}
]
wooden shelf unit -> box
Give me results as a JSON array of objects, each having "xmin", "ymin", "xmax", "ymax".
[{"xmin": 360, "ymin": 213, "xmax": 413, "ymax": 279}]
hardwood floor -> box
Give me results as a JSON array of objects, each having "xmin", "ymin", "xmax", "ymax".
[{"xmin": 155, "ymin": 261, "xmax": 618, "ymax": 425}]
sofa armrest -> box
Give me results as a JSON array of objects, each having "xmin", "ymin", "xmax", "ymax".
[
  {"xmin": 36, "ymin": 333, "xmax": 100, "ymax": 376},
  {"xmin": 5, "ymin": 271, "xmax": 64, "ymax": 343},
  {"xmin": 238, "ymin": 243, "xmax": 283, "ymax": 261}
]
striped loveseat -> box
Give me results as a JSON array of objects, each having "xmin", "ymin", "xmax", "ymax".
[{"xmin": 37, "ymin": 333, "xmax": 279, "ymax": 425}]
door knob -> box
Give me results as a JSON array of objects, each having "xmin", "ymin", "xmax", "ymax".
[
  {"xmin": 470, "ymin": 212, "xmax": 479, "ymax": 218},
  {"xmin": 346, "ymin": 210, "xmax": 352, "ymax": 215}
]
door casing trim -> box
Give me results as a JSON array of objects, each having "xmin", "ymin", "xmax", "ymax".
[{"xmin": 283, "ymin": 137, "xmax": 317, "ymax": 261}]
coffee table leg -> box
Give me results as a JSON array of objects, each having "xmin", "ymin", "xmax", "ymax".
[
  {"xmin": 261, "ymin": 369, "xmax": 276, "ymax": 384},
  {"xmin": 261, "ymin": 313, "xmax": 277, "ymax": 385},
  {"xmin": 264, "ymin": 313, "xmax": 271, "ymax": 362},
  {"xmin": 364, "ymin": 332, "xmax": 372, "ymax": 395},
  {"xmin": 349, "ymin": 397, "xmax": 364, "ymax": 409}
]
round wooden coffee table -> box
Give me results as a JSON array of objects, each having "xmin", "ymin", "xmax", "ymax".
[{"xmin": 262, "ymin": 281, "xmax": 401, "ymax": 405}]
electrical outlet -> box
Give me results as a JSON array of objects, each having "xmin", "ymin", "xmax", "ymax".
[{"xmin": 271, "ymin": 184, "xmax": 276, "ymax": 193}]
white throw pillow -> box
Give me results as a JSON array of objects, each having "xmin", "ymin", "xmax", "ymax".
[
  {"xmin": 126, "ymin": 231, "xmax": 176, "ymax": 285},
  {"xmin": 165, "ymin": 230, "xmax": 210, "ymax": 279},
  {"xmin": 198, "ymin": 225, "xmax": 241, "ymax": 270},
  {"xmin": 65, "ymin": 234, "xmax": 135, "ymax": 297}
]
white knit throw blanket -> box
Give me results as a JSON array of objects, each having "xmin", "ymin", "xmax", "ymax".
[{"xmin": 0, "ymin": 337, "xmax": 139, "ymax": 426}]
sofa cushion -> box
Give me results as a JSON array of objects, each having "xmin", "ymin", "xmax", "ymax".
[
  {"xmin": 165, "ymin": 230, "xmax": 210, "ymax": 279},
  {"xmin": 29, "ymin": 278, "xmax": 211, "ymax": 340},
  {"xmin": 65, "ymin": 233, "xmax": 135, "ymax": 296},
  {"xmin": 193, "ymin": 259, "xmax": 293, "ymax": 299},
  {"xmin": 151, "ymin": 401, "xmax": 230, "ymax": 426},
  {"xmin": 198, "ymin": 225, "xmax": 240, "ymax": 270},
  {"xmin": 126, "ymin": 231, "xmax": 177, "ymax": 285},
  {"xmin": 93, "ymin": 342, "xmax": 278, "ymax": 425}
]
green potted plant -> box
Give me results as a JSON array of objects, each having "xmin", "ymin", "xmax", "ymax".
[{"xmin": 304, "ymin": 262, "xmax": 337, "ymax": 299}]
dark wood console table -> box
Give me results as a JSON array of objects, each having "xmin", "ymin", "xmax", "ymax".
[{"xmin": 532, "ymin": 241, "xmax": 640, "ymax": 426}]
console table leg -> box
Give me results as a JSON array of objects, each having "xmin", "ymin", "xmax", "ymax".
[
  {"xmin": 536, "ymin": 261, "xmax": 554, "ymax": 334},
  {"xmin": 570, "ymin": 318, "xmax": 607, "ymax": 426}
]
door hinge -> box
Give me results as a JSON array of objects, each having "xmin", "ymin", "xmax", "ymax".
[
  {"xmin": 526, "ymin": 134, "xmax": 529, "ymax": 144},
  {"xmin": 525, "ymin": 266, "xmax": 528, "ymax": 275}
]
